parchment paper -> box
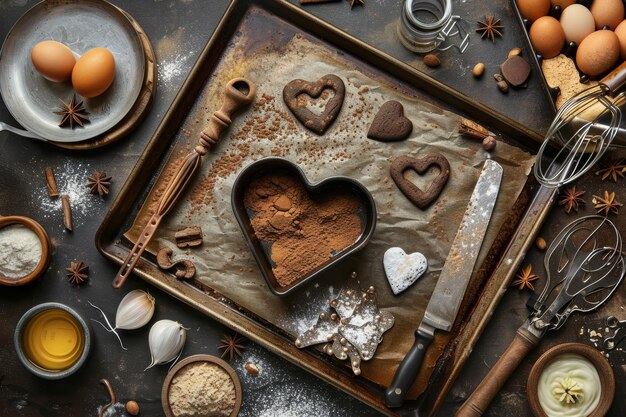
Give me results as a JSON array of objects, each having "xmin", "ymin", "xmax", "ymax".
[{"xmin": 125, "ymin": 11, "xmax": 535, "ymax": 395}]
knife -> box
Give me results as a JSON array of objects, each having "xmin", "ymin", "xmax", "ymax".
[{"xmin": 385, "ymin": 159, "xmax": 503, "ymax": 408}]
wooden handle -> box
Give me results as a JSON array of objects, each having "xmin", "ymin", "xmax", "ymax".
[
  {"xmin": 601, "ymin": 61, "xmax": 626, "ymax": 95},
  {"xmin": 196, "ymin": 77, "xmax": 256, "ymax": 155},
  {"xmin": 112, "ymin": 77, "xmax": 256, "ymax": 288},
  {"xmin": 385, "ymin": 326, "xmax": 434, "ymax": 408},
  {"xmin": 455, "ymin": 327, "xmax": 540, "ymax": 417}
]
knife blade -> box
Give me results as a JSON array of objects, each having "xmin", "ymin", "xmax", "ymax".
[{"xmin": 385, "ymin": 159, "xmax": 503, "ymax": 408}]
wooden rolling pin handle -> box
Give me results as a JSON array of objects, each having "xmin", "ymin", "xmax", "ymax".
[
  {"xmin": 196, "ymin": 77, "xmax": 256, "ymax": 155},
  {"xmin": 455, "ymin": 327, "xmax": 540, "ymax": 417},
  {"xmin": 601, "ymin": 61, "xmax": 626, "ymax": 95}
]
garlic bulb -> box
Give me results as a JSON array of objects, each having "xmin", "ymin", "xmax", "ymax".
[
  {"xmin": 115, "ymin": 290, "xmax": 156, "ymax": 330},
  {"xmin": 145, "ymin": 320, "xmax": 187, "ymax": 370},
  {"xmin": 89, "ymin": 289, "xmax": 156, "ymax": 349}
]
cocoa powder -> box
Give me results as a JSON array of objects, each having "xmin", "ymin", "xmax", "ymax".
[{"xmin": 243, "ymin": 172, "xmax": 363, "ymax": 287}]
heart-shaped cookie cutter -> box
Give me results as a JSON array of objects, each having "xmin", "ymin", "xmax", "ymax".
[{"xmin": 231, "ymin": 157, "xmax": 377, "ymax": 296}]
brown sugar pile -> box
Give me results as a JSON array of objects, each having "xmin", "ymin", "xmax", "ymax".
[
  {"xmin": 168, "ymin": 362, "xmax": 236, "ymax": 417},
  {"xmin": 243, "ymin": 172, "xmax": 363, "ymax": 287},
  {"xmin": 542, "ymin": 54, "xmax": 598, "ymax": 108}
]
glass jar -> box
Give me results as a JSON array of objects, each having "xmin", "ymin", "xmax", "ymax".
[{"xmin": 398, "ymin": 0, "xmax": 469, "ymax": 54}]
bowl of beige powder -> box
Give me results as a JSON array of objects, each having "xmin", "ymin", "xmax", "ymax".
[
  {"xmin": 162, "ymin": 354, "xmax": 242, "ymax": 417},
  {"xmin": 0, "ymin": 216, "xmax": 50, "ymax": 286}
]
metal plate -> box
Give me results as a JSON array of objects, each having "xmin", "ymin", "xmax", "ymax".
[{"xmin": 0, "ymin": 0, "xmax": 145, "ymax": 142}]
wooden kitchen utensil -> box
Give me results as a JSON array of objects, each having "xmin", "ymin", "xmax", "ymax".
[{"xmin": 112, "ymin": 78, "xmax": 256, "ymax": 288}]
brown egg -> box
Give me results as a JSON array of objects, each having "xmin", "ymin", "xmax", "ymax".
[
  {"xmin": 615, "ymin": 20, "xmax": 626, "ymax": 59},
  {"xmin": 576, "ymin": 30, "xmax": 620, "ymax": 76},
  {"xmin": 517, "ymin": 0, "xmax": 551, "ymax": 22},
  {"xmin": 71, "ymin": 47, "xmax": 115, "ymax": 98},
  {"xmin": 530, "ymin": 16, "xmax": 565, "ymax": 59},
  {"xmin": 31, "ymin": 40, "xmax": 76, "ymax": 82},
  {"xmin": 551, "ymin": 0, "xmax": 575, "ymax": 8},
  {"xmin": 590, "ymin": 0, "xmax": 624, "ymax": 30}
]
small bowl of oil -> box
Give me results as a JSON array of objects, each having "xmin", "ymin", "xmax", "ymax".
[{"xmin": 14, "ymin": 302, "xmax": 92, "ymax": 379}]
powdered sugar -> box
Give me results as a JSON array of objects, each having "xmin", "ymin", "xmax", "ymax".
[
  {"xmin": 31, "ymin": 161, "xmax": 100, "ymax": 230},
  {"xmin": 236, "ymin": 345, "xmax": 382, "ymax": 417}
]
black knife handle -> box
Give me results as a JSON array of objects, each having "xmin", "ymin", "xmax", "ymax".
[{"xmin": 385, "ymin": 327, "xmax": 434, "ymax": 408}]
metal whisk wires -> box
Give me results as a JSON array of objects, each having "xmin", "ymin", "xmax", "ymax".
[
  {"xmin": 532, "ymin": 215, "xmax": 624, "ymax": 331},
  {"xmin": 534, "ymin": 86, "xmax": 622, "ymax": 188}
]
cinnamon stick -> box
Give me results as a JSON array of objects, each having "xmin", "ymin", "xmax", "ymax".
[
  {"xmin": 45, "ymin": 167, "xmax": 59, "ymax": 198},
  {"xmin": 61, "ymin": 195, "xmax": 73, "ymax": 232},
  {"xmin": 174, "ymin": 226, "xmax": 203, "ymax": 248},
  {"xmin": 458, "ymin": 118, "xmax": 490, "ymax": 140},
  {"xmin": 300, "ymin": 0, "xmax": 340, "ymax": 3}
]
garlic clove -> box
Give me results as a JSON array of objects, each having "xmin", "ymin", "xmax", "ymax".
[
  {"xmin": 115, "ymin": 289, "xmax": 155, "ymax": 330},
  {"xmin": 145, "ymin": 319, "xmax": 187, "ymax": 370}
]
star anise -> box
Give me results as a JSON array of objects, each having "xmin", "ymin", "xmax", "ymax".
[
  {"xmin": 592, "ymin": 191, "xmax": 622, "ymax": 215},
  {"xmin": 595, "ymin": 159, "xmax": 626, "ymax": 182},
  {"xmin": 54, "ymin": 94, "xmax": 89, "ymax": 129},
  {"xmin": 558, "ymin": 186, "xmax": 585, "ymax": 213},
  {"xmin": 87, "ymin": 170, "xmax": 112, "ymax": 196},
  {"xmin": 218, "ymin": 333, "xmax": 246, "ymax": 361},
  {"xmin": 66, "ymin": 261, "xmax": 89, "ymax": 285},
  {"xmin": 476, "ymin": 15, "xmax": 503, "ymax": 43},
  {"xmin": 349, "ymin": 0, "xmax": 364, "ymax": 8},
  {"xmin": 512, "ymin": 265, "xmax": 538, "ymax": 291}
]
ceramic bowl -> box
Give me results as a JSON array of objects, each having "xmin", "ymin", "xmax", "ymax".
[
  {"xmin": 527, "ymin": 342, "xmax": 615, "ymax": 417},
  {"xmin": 0, "ymin": 215, "xmax": 51, "ymax": 286},
  {"xmin": 161, "ymin": 354, "xmax": 242, "ymax": 417},
  {"xmin": 14, "ymin": 302, "xmax": 92, "ymax": 380},
  {"xmin": 231, "ymin": 157, "xmax": 377, "ymax": 296}
]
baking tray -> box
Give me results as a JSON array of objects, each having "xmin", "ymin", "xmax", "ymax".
[{"xmin": 96, "ymin": 1, "xmax": 555, "ymax": 415}]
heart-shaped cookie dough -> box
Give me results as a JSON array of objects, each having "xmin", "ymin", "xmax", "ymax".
[
  {"xmin": 390, "ymin": 153, "xmax": 450, "ymax": 209},
  {"xmin": 283, "ymin": 74, "xmax": 345, "ymax": 135},
  {"xmin": 383, "ymin": 247, "xmax": 428, "ymax": 295},
  {"xmin": 367, "ymin": 100, "xmax": 413, "ymax": 142}
]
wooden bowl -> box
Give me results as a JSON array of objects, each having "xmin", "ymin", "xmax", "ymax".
[
  {"xmin": 161, "ymin": 354, "xmax": 242, "ymax": 417},
  {"xmin": 527, "ymin": 343, "xmax": 615, "ymax": 417},
  {"xmin": 0, "ymin": 216, "xmax": 51, "ymax": 286}
]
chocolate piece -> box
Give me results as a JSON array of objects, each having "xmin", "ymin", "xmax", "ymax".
[
  {"xmin": 500, "ymin": 56, "xmax": 530, "ymax": 87},
  {"xmin": 390, "ymin": 154, "xmax": 450, "ymax": 209},
  {"xmin": 283, "ymin": 74, "xmax": 345, "ymax": 135},
  {"xmin": 156, "ymin": 247, "xmax": 196, "ymax": 280},
  {"xmin": 367, "ymin": 100, "xmax": 413, "ymax": 142},
  {"xmin": 295, "ymin": 272, "xmax": 394, "ymax": 375},
  {"xmin": 175, "ymin": 226, "xmax": 203, "ymax": 248}
]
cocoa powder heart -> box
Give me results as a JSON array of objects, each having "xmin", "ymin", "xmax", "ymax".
[
  {"xmin": 367, "ymin": 100, "xmax": 413, "ymax": 142},
  {"xmin": 283, "ymin": 74, "xmax": 345, "ymax": 135},
  {"xmin": 390, "ymin": 154, "xmax": 450, "ymax": 209}
]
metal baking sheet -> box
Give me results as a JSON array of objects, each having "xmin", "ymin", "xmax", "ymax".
[
  {"xmin": 96, "ymin": 1, "xmax": 550, "ymax": 415},
  {"xmin": 0, "ymin": 0, "xmax": 145, "ymax": 142}
]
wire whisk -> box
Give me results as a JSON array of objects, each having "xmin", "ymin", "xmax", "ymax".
[{"xmin": 534, "ymin": 62, "xmax": 626, "ymax": 188}]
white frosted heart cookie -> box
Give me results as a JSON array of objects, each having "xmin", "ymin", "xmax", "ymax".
[{"xmin": 383, "ymin": 247, "xmax": 427, "ymax": 295}]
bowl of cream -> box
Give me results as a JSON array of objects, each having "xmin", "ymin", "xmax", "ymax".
[
  {"xmin": 528, "ymin": 343, "xmax": 614, "ymax": 417},
  {"xmin": 0, "ymin": 216, "xmax": 50, "ymax": 286},
  {"xmin": 14, "ymin": 303, "xmax": 92, "ymax": 379}
]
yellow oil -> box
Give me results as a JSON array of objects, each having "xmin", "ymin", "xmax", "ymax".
[{"xmin": 22, "ymin": 308, "xmax": 84, "ymax": 371}]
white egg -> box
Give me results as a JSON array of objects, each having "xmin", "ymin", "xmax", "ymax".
[{"xmin": 560, "ymin": 4, "xmax": 595, "ymax": 45}]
